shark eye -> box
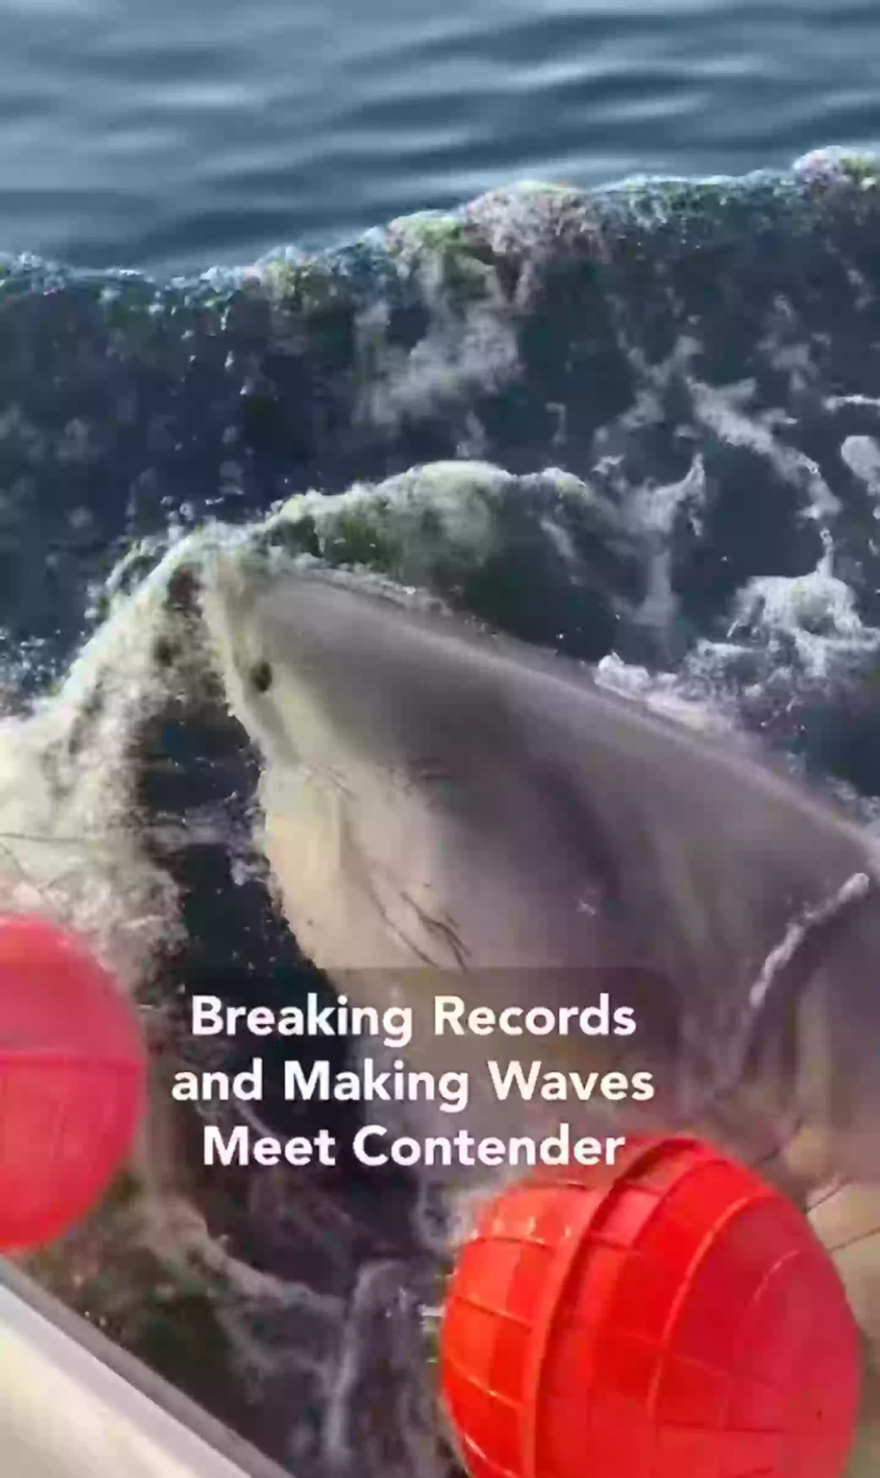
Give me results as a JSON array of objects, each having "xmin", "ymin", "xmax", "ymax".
[
  {"xmin": 250, "ymin": 660, "xmax": 273, "ymax": 694},
  {"xmin": 249, "ymin": 662, "xmax": 273, "ymax": 694}
]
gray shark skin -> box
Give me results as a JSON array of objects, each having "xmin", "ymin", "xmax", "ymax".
[
  {"xmin": 200, "ymin": 556, "xmax": 880, "ymax": 1188},
  {"xmin": 202, "ymin": 555, "xmax": 880, "ymax": 1472}
]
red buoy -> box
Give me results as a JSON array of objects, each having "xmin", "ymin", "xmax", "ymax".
[
  {"xmin": 0, "ymin": 914, "xmax": 146, "ymax": 1251},
  {"xmin": 441, "ymin": 1136, "xmax": 860, "ymax": 1478}
]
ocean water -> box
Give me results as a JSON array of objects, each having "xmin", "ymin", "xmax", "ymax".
[
  {"xmin": 3, "ymin": 2, "xmax": 880, "ymax": 1477},
  {"xmin": 1, "ymin": 0, "xmax": 880, "ymax": 272}
]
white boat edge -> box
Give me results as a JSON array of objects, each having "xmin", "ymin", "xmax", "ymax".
[{"xmin": 0, "ymin": 1257, "xmax": 294, "ymax": 1478}]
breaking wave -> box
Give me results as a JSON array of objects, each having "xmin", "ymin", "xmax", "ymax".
[{"xmin": 4, "ymin": 147, "xmax": 880, "ymax": 1475}]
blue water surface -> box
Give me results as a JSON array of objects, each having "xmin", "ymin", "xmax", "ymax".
[{"xmin": 2, "ymin": 0, "xmax": 880, "ymax": 272}]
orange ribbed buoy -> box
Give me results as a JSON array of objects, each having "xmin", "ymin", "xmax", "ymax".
[
  {"xmin": 0, "ymin": 914, "xmax": 146, "ymax": 1251},
  {"xmin": 441, "ymin": 1136, "xmax": 860, "ymax": 1478}
]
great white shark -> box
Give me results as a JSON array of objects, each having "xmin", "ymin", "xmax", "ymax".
[{"xmin": 201, "ymin": 551, "xmax": 880, "ymax": 1467}]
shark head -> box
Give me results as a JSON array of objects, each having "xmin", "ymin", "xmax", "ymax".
[
  {"xmin": 199, "ymin": 549, "xmax": 880, "ymax": 1195},
  {"xmin": 200, "ymin": 554, "xmax": 635, "ymax": 978}
]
